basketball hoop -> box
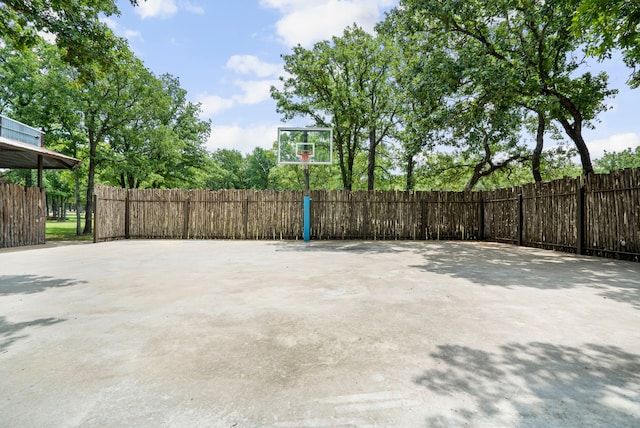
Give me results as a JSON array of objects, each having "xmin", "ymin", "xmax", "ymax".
[{"xmin": 297, "ymin": 148, "xmax": 313, "ymax": 170}]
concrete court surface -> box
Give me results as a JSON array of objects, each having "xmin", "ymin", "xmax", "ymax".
[{"xmin": 0, "ymin": 240, "xmax": 639, "ymax": 428}]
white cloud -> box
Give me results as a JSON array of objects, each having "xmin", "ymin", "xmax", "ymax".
[
  {"xmin": 196, "ymin": 78, "xmax": 280, "ymax": 118},
  {"xmin": 136, "ymin": 0, "xmax": 178, "ymax": 19},
  {"xmin": 588, "ymin": 133, "xmax": 640, "ymax": 159},
  {"xmin": 233, "ymin": 79, "xmax": 281, "ymax": 105},
  {"xmin": 260, "ymin": 0, "xmax": 397, "ymax": 47},
  {"xmin": 102, "ymin": 17, "xmax": 143, "ymax": 42},
  {"xmin": 183, "ymin": 1, "xmax": 205, "ymax": 14},
  {"xmin": 196, "ymin": 55, "xmax": 284, "ymax": 119},
  {"xmin": 134, "ymin": 0, "xmax": 205, "ymax": 19},
  {"xmin": 124, "ymin": 29, "xmax": 144, "ymax": 41},
  {"xmin": 226, "ymin": 55, "xmax": 283, "ymax": 78},
  {"xmin": 196, "ymin": 94, "xmax": 236, "ymax": 117},
  {"xmin": 102, "ymin": 16, "xmax": 118, "ymax": 30},
  {"xmin": 206, "ymin": 123, "xmax": 280, "ymax": 153}
]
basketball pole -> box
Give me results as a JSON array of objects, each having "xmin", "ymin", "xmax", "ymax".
[
  {"xmin": 303, "ymin": 163, "xmax": 310, "ymax": 192},
  {"xmin": 277, "ymin": 127, "xmax": 332, "ymax": 243},
  {"xmin": 303, "ymin": 157, "xmax": 310, "ymax": 242},
  {"xmin": 303, "ymin": 193, "xmax": 311, "ymax": 242},
  {"xmin": 302, "ymin": 131, "xmax": 311, "ymax": 242}
]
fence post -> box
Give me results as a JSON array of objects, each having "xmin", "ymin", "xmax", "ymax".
[
  {"xmin": 517, "ymin": 193, "xmax": 523, "ymax": 246},
  {"xmin": 243, "ymin": 197, "xmax": 249, "ymax": 239},
  {"xmin": 183, "ymin": 196, "xmax": 190, "ymax": 239},
  {"xmin": 479, "ymin": 197, "xmax": 485, "ymax": 240},
  {"xmin": 363, "ymin": 197, "xmax": 370, "ymax": 239},
  {"xmin": 420, "ymin": 199, "xmax": 427, "ymax": 240},
  {"xmin": 93, "ymin": 194, "xmax": 98, "ymax": 243},
  {"xmin": 124, "ymin": 191, "xmax": 130, "ymax": 239},
  {"xmin": 576, "ymin": 185, "xmax": 585, "ymax": 255}
]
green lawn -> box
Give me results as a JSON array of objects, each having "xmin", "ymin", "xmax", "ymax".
[{"xmin": 46, "ymin": 217, "xmax": 93, "ymax": 241}]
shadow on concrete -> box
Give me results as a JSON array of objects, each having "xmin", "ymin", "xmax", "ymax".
[
  {"xmin": 410, "ymin": 242, "xmax": 640, "ymax": 310},
  {"xmin": 273, "ymin": 240, "xmax": 422, "ymax": 255},
  {"xmin": 415, "ymin": 342, "xmax": 640, "ymax": 427},
  {"xmin": 275, "ymin": 240, "xmax": 640, "ymax": 309},
  {"xmin": 0, "ymin": 316, "xmax": 66, "ymax": 352},
  {"xmin": 0, "ymin": 275, "xmax": 87, "ymax": 296}
]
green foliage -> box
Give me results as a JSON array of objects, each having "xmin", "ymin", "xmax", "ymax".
[
  {"xmin": 0, "ymin": 0, "xmax": 139, "ymax": 74},
  {"xmin": 416, "ymin": 145, "xmax": 581, "ymax": 191},
  {"xmin": 272, "ymin": 25, "xmax": 398, "ymax": 190},
  {"xmin": 98, "ymin": 73, "xmax": 210, "ymax": 189},
  {"xmin": 1, "ymin": 35, "xmax": 210, "ymax": 233},
  {"xmin": 595, "ymin": 146, "xmax": 640, "ymax": 173},
  {"xmin": 245, "ymin": 147, "xmax": 277, "ymax": 189},
  {"xmin": 385, "ymin": 0, "xmax": 616, "ymax": 178},
  {"xmin": 206, "ymin": 149, "xmax": 246, "ymax": 190},
  {"xmin": 2, "ymin": 0, "xmax": 635, "ymax": 201},
  {"xmin": 574, "ymin": 0, "xmax": 640, "ymax": 87}
]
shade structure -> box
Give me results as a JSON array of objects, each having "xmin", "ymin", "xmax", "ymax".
[{"xmin": 0, "ymin": 136, "xmax": 80, "ymax": 170}]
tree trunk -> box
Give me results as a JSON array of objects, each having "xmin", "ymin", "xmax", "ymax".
[
  {"xmin": 465, "ymin": 163, "xmax": 484, "ymax": 191},
  {"xmin": 557, "ymin": 117, "xmax": 594, "ymax": 175},
  {"xmin": 406, "ymin": 153, "xmax": 415, "ymax": 191},
  {"xmin": 532, "ymin": 111, "xmax": 545, "ymax": 182},
  {"xmin": 83, "ymin": 138, "xmax": 97, "ymax": 235},
  {"xmin": 336, "ymin": 131, "xmax": 351, "ymax": 191},
  {"xmin": 75, "ymin": 170, "xmax": 81, "ymax": 236},
  {"xmin": 367, "ymin": 129, "xmax": 376, "ymax": 191}
]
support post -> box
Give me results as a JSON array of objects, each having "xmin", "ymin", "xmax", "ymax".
[
  {"xmin": 183, "ymin": 196, "xmax": 190, "ymax": 239},
  {"xmin": 242, "ymin": 198, "xmax": 249, "ymax": 239},
  {"xmin": 124, "ymin": 192, "xmax": 130, "ymax": 239},
  {"xmin": 304, "ymin": 166, "xmax": 310, "ymax": 191},
  {"xmin": 93, "ymin": 194, "xmax": 98, "ymax": 243},
  {"xmin": 419, "ymin": 200, "xmax": 427, "ymax": 240},
  {"xmin": 576, "ymin": 186, "xmax": 585, "ymax": 255},
  {"xmin": 303, "ymin": 195, "xmax": 311, "ymax": 242},
  {"xmin": 37, "ymin": 155, "xmax": 43, "ymax": 188},
  {"xmin": 363, "ymin": 199, "xmax": 369, "ymax": 239},
  {"xmin": 479, "ymin": 197, "xmax": 485, "ymax": 240},
  {"xmin": 517, "ymin": 193, "xmax": 524, "ymax": 246}
]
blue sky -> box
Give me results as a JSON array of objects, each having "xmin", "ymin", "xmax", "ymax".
[{"xmin": 105, "ymin": 0, "xmax": 640, "ymax": 160}]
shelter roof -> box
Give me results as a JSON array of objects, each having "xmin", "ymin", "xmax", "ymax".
[{"xmin": 0, "ymin": 136, "xmax": 80, "ymax": 170}]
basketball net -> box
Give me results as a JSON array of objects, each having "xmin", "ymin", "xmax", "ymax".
[{"xmin": 299, "ymin": 152, "xmax": 311, "ymax": 170}]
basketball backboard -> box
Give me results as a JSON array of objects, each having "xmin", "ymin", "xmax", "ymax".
[{"xmin": 277, "ymin": 127, "xmax": 333, "ymax": 165}]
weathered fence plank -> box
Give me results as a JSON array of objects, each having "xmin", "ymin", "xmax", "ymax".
[
  {"xmin": 0, "ymin": 183, "xmax": 46, "ymax": 248},
  {"xmin": 94, "ymin": 168, "xmax": 640, "ymax": 261},
  {"xmin": 585, "ymin": 168, "xmax": 640, "ymax": 258}
]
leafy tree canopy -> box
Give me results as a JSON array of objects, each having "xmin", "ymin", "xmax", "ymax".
[{"xmin": 1, "ymin": 0, "xmax": 139, "ymax": 70}]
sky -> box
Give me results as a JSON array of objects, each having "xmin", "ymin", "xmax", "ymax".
[{"xmin": 105, "ymin": 0, "xmax": 640, "ymax": 160}]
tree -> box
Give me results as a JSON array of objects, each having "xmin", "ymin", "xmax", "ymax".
[
  {"xmin": 75, "ymin": 36, "xmax": 148, "ymax": 234},
  {"xmin": 1, "ymin": 36, "xmax": 90, "ymax": 233},
  {"xmin": 206, "ymin": 149, "xmax": 246, "ymax": 190},
  {"xmin": 244, "ymin": 147, "xmax": 276, "ymax": 189},
  {"xmin": 574, "ymin": 0, "xmax": 640, "ymax": 87},
  {"xmin": 272, "ymin": 25, "xmax": 398, "ymax": 190},
  {"xmin": 387, "ymin": 0, "xmax": 616, "ymax": 176},
  {"xmin": 99, "ymin": 73, "xmax": 210, "ymax": 189},
  {"xmin": 0, "ymin": 0, "xmax": 139, "ymax": 72},
  {"xmin": 595, "ymin": 146, "xmax": 640, "ymax": 173},
  {"xmin": 340, "ymin": 29, "xmax": 398, "ymax": 190}
]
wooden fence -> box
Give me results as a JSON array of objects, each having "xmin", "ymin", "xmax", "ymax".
[
  {"xmin": 94, "ymin": 167, "xmax": 640, "ymax": 260},
  {"xmin": 1, "ymin": 183, "xmax": 46, "ymax": 248},
  {"xmin": 94, "ymin": 188, "xmax": 481, "ymax": 241}
]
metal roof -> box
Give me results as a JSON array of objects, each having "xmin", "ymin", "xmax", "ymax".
[{"xmin": 0, "ymin": 136, "xmax": 81, "ymax": 170}]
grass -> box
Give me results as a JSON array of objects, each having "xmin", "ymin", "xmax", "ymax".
[{"xmin": 46, "ymin": 216, "xmax": 93, "ymax": 241}]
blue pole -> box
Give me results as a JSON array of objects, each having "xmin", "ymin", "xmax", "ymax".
[{"xmin": 303, "ymin": 195, "xmax": 311, "ymax": 242}]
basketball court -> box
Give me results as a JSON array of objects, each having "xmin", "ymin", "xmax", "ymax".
[{"xmin": 1, "ymin": 240, "xmax": 639, "ymax": 427}]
